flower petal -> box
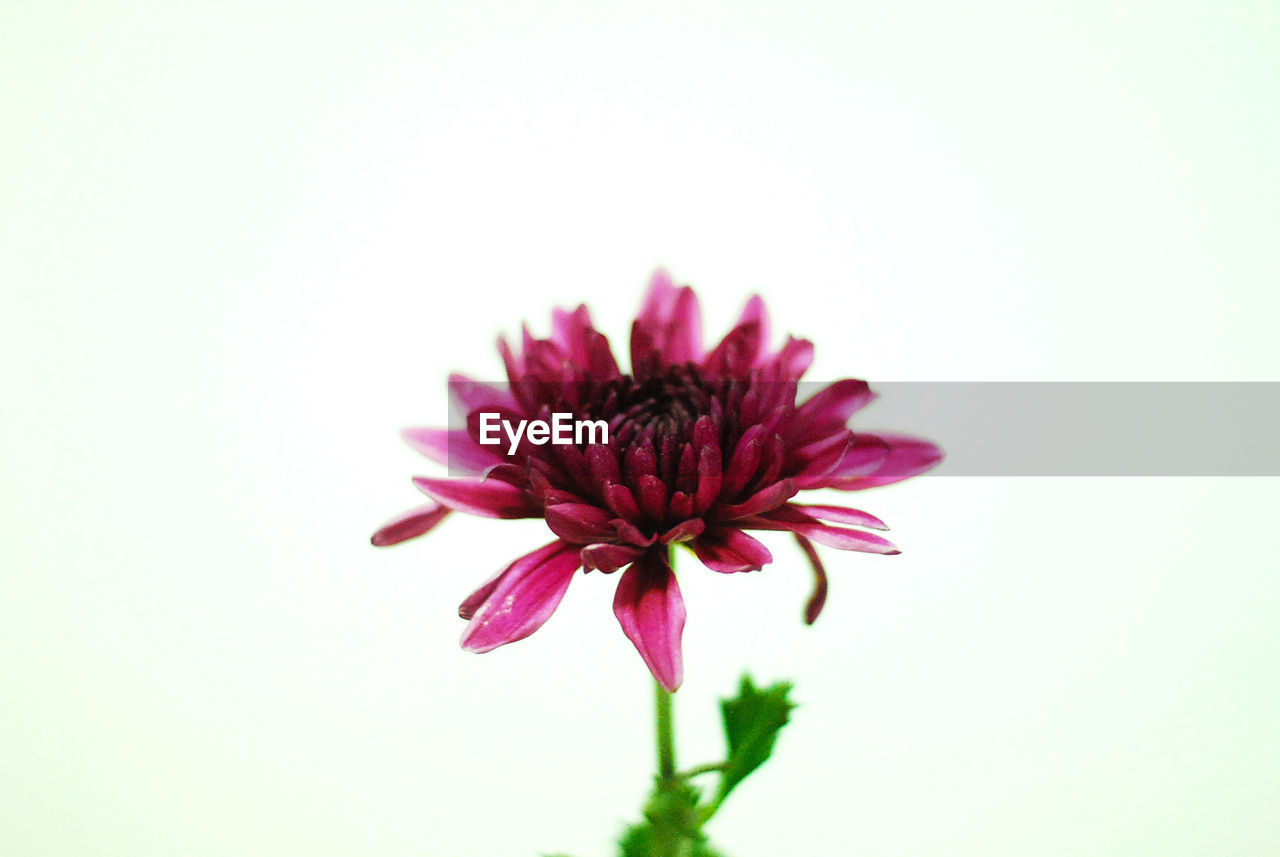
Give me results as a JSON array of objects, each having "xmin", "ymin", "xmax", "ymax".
[
  {"xmin": 824, "ymin": 435, "xmax": 893, "ymax": 478},
  {"xmin": 737, "ymin": 294, "xmax": 770, "ymax": 357},
  {"xmin": 584, "ymin": 329, "xmax": 622, "ymax": 379},
  {"xmin": 587, "ymin": 444, "xmax": 622, "ymax": 486},
  {"xmin": 637, "ymin": 268, "xmax": 677, "ymax": 323},
  {"xmin": 458, "ymin": 566, "xmax": 505, "ymax": 621},
  {"xmin": 613, "ymin": 549, "xmax": 686, "ymax": 691},
  {"xmin": 636, "ymin": 474, "xmax": 669, "ymax": 521},
  {"xmin": 721, "ymin": 424, "xmax": 767, "ymax": 499},
  {"xmin": 370, "ymin": 503, "xmax": 451, "ymax": 547},
  {"xmin": 448, "ymin": 374, "xmax": 517, "ymax": 412},
  {"xmin": 659, "ymin": 519, "xmax": 706, "ymax": 544},
  {"xmin": 827, "ymin": 433, "xmax": 944, "ymax": 489},
  {"xmin": 665, "ymin": 286, "xmax": 704, "ymax": 364},
  {"xmin": 791, "ymin": 504, "xmax": 890, "ymax": 530},
  {"xmin": 770, "ymin": 336, "xmax": 814, "ymax": 379},
  {"xmin": 413, "ymin": 476, "xmax": 536, "ymax": 518},
  {"xmin": 668, "ymin": 490, "xmax": 695, "ymax": 520},
  {"xmin": 603, "ymin": 482, "xmax": 644, "ymax": 521},
  {"xmin": 715, "ymin": 478, "xmax": 798, "ymax": 520},
  {"xmin": 790, "ymin": 431, "xmax": 855, "ymax": 487},
  {"xmin": 551, "ymin": 304, "xmax": 595, "ymax": 365},
  {"xmin": 613, "ymin": 519, "xmax": 656, "ymax": 547},
  {"xmin": 793, "ymin": 534, "xmax": 829, "ymax": 625},
  {"xmin": 692, "ymin": 528, "xmax": 774, "ymax": 573},
  {"xmin": 580, "ymin": 543, "xmax": 643, "ymax": 573},
  {"xmin": 702, "ymin": 319, "xmax": 764, "ymax": 376},
  {"xmin": 401, "ymin": 427, "xmax": 505, "ymax": 473},
  {"xmin": 460, "ymin": 541, "xmax": 582, "ymax": 652},
  {"xmin": 794, "ymin": 379, "xmax": 877, "ymax": 431},
  {"xmin": 545, "ymin": 502, "xmax": 616, "ymax": 543},
  {"xmin": 692, "ymin": 445, "xmax": 723, "ymax": 514},
  {"xmin": 744, "ymin": 506, "xmax": 900, "ymax": 554},
  {"xmin": 799, "ymin": 525, "xmax": 898, "ymax": 553},
  {"xmin": 630, "ymin": 270, "xmax": 704, "ymax": 373}
]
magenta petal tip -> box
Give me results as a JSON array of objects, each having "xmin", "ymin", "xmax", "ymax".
[{"xmin": 613, "ymin": 550, "xmax": 685, "ymax": 691}]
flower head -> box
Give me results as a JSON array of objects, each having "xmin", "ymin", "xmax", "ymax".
[{"xmin": 373, "ymin": 271, "xmax": 942, "ymax": 690}]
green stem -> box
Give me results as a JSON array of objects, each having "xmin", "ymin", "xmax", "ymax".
[
  {"xmin": 677, "ymin": 762, "xmax": 726, "ymax": 779},
  {"xmin": 650, "ymin": 680, "xmax": 693, "ymax": 857},
  {"xmin": 655, "ymin": 679, "xmax": 676, "ymax": 783},
  {"xmin": 643, "ymin": 549, "xmax": 700, "ymax": 857}
]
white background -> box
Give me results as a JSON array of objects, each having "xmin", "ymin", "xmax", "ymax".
[{"xmin": 3, "ymin": 2, "xmax": 1278, "ymax": 855}]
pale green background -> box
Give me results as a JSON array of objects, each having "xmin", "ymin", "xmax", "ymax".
[{"xmin": 2, "ymin": 2, "xmax": 1277, "ymax": 856}]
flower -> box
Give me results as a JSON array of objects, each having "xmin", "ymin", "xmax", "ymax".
[{"xmin": 372, "ymin": 271, "xmax": 942, "ymax": 690}]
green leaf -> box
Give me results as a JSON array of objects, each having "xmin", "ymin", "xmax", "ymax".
[
  {"xmin": 619, "ymin": 821, "xmax": 726, "ymax": 857},
  {"xmin": 618, "ymin": 822, "xmax": 655, "ymax": 857},
  {"xmin": 620, "ymin": 781, "xmax": 727, "ymax": 857},
  {"xmin": 714, "ymin": 675, "xmax": 796, "ymax": 807}
]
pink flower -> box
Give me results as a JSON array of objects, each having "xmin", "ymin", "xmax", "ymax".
[{"xmin": 373, "ymin": 271, "xmax": 942, "ymax": 690}]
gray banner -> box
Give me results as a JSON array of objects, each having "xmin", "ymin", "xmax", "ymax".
[
  {"xmin": 439, "ymin": 381, "xmax": 1280, "ymax": 476},
  {"xmin": 864, "ymin": 382, "xmax": 1280, "ymax": 476}
]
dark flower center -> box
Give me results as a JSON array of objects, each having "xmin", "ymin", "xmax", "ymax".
[
  {"xmin": 597, "ymin": 365, "xmax": 721, "ymax": 449},
  {"xmin": 521, "ymin": 364, "xmax": 796, "ymax": 526}
]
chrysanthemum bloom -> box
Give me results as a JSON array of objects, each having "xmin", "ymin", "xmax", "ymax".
[{"xmin": 373, "ymin": 271, "xmax": 941, "ymax": 690}]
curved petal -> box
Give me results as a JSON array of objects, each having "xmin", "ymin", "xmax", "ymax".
[
  {"xmin": 692, "ymin": 528, "xmax": 774, "ymax": 573},
  {"xmin": 613, "ymin": 549, "xmax": 686, "ymax": 691},
  {"xmin": 630, "ymin": 270, "xmax": 704, "ymax": 373},
  {"xmin": 788, "ymin": 431, "xmax": 853, "ymax": 486},
  {"xmin": 793, "ymin": 534, "xmax": 828, "ymax": 625},
  {"xmin": 459, "ymin": 564, "xmax": 506, "ymax": 620},
  {"xmin": 790, "ymin": 504, "xmax": 889, "ymax": 530},
  {"xmin": 715, "ymin": 479, "xmax": 798, "ymax": 519},
  {"xmin": 636, "ymin": 474, "xmax": 668, "ymax": 521},
  {"xmin": 664, "ymin": 286, "xmax": 703, "ymax": 364},
  {"xmin": 794, "ymin": 379, "xmax": 877, "ymax": 431},
  {"xmin": 721, "ymin": 424, "xmax": 767, "ymax": 499},
  {"xmin": 826, "ymin": 433, "xmax": 944, "ymax": 490},
  {"xmin": 401, "ymin": 427, "xmax": 505, "ymax": 473},
  {"xmin": 692, "ymin": 445, "xmax": 722, "ymax": 514},
  {"xmin": 737, "ymin": 294, "xmax": 770, "ymax": 357},
  {"xmin": 603, "ymin": 482, "xmax": 643, "ymax": 521},
  {"xmin": 448, "ymin": 374, "xmax": 517, "ymax": 412},
  {"xmin": 825, "ymin": 435, "xmax": 893, "ymax": 478},
  {"xmin": 797, "ymin": 525, "xmax": 898, "ymax": 554},
  {"xmin": 770, "ymin": 336, "xmax": 814, "ymax": 379},
  {"xmin": 637, "ymin": 268, "xmax": 677, "ymax": 322},
  {"xmin": 613, "ymin": 518, "xmax": 656, "ymax": 547},
  {"xmin": 545, "ymin": 502, "xmax": 616, "ymax": 544},
  {"xmin": 460, "ymin": 541, "xmax": 582, "ymax": 652},
  {"xmin": 743, "ymin": 506, "xmax": 900, "ymax": 555},
  {"xmin": 413, "ymin": 476, "xmax": 536, "ymax": 518},
  {"xmin": 584, "ymin": 329, "xmax": 622, "ymax": 379},
  {"xmin": 702, "ymin": 319, "xmax": 764, "ymax": 376},
  {"xmin": 370, "ymin": 503, "xmax": 451, "ymax": 547},
  {"xmin": 580, "ymin": 543, "xmax": 643, "ymax": 573},
  {"xmin": 551, "ymin": 304, "xmax": 595, "ymax": 364},
  {"xmin": 659, "ymin": 518, "xmax": 706, "ymax": 544}
]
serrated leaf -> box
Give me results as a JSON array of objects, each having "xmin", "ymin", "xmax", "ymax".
[
  {"xmin": 621, "ymin": 780, "xmax": 726, "ymax": 857},
  {"xmin": 715, "ymin": 675, "xmax": 796, "ymax": 806},
  {"xmin": 619, "ymin": 822, "xmax": 725, "ymax": 857},
  {"xmin": 618, "ymin": 823, "xmax": 655, "ymax": 857}
]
